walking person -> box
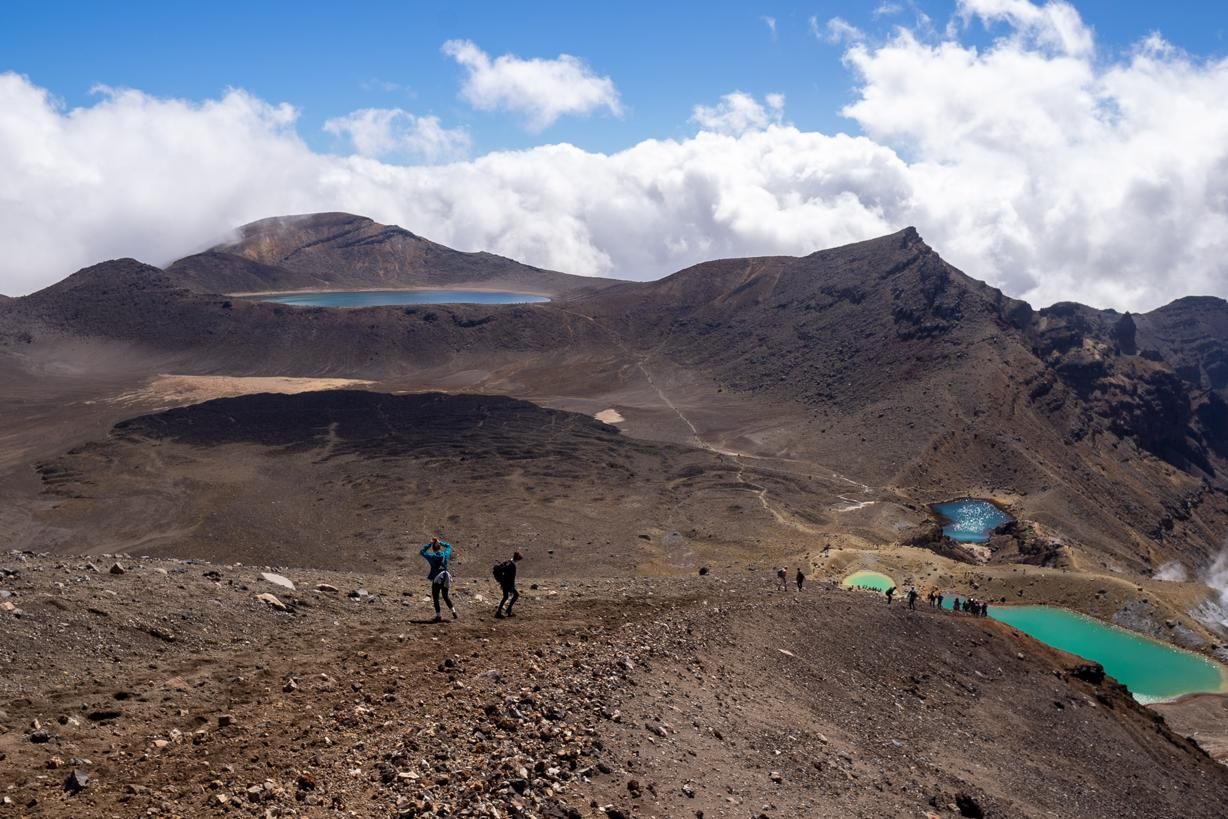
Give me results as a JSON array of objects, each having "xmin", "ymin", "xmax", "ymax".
[
  {"xmin": 776, "ymin": 567, "xmax": 788, "ymax": 591},
  {"xmin": 885, "ymin": 585, "xmax": 896, "ymax": 605},
  {"xmin": 420, "ymin": 536, "xmax": 457, "ymax": 623},
  {"xmin": 907, "ymin": 586, "xmax": 918, "ymax": 610},
  {"xmin": 795, "ymin": 567, "xmax": 806, "ymax": 592},
  {"xmin": 493, "ymin": 551, "xmax": 523, "ymax": 618}
]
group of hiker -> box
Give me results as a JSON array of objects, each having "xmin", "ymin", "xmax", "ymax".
[
  {"xmin": 420, "ymin": 535, "xmax": 991, "ymax": 623},
  {"xmin": 847, "ymin": 580, "xmax": 991, "ymax": 617},
  {"xmin": 775, "ymin": 566, "xmax": 805, "ymax": 591},
  {"xmin": 418, "ymin": 536, "xmax": 522, "ymax": 623}
]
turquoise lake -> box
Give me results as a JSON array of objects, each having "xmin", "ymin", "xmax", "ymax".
[
  {"xmin": 932, "ymin": 498, "xmax": 1013, "ymax": 543},
  {"xmin": 256, "ymin": 290, "xmax": 549, "ymax": 308},
  {"xmin": 842, "ymin": 570, "xmax": 895, "ymax": 593},
  {"xmin": 942, "ymin": 602, "xmax": 1227, "ymax": 702}
]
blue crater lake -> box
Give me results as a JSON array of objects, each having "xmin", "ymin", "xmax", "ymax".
[
  {"xmin": 256, "ymin": 290, "xmax": 549, "ymax": 308},
  {"xmin": 941, "ymin": 601, "xmax": 1228, "ymax": 702},
  {"xmin": 932, "ymin": 498, "xmax": 1013, "ymax": 543}
]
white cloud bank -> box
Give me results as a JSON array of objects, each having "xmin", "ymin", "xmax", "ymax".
[
  {"xmin": 2, "ymin": 1, "xmax": 1228, "ymax": 312},
  {"xmin": 323, "ymin": 108, "xmax": 470, "ymax": 162},
  {"xmin": 441, "ymin": 39, "xmax": 621, "ymax": 132}
]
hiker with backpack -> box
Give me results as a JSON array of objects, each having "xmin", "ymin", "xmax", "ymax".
[
  {"xmin": 492, "ymin": 551, "xmax": 523, "ymax": 618},
  {"xmin": 420, "ymin": 536, "xmax": 457, "ymax": 623}
]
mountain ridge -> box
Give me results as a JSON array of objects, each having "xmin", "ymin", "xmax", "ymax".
[{"xmin": 167, "ymin": 211, "xmax": 624, "ymax": 297}]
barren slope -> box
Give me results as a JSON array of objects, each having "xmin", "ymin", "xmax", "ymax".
[{"xmin": 168, "ymin": 213, "xmax": 623, "ymax": 297}]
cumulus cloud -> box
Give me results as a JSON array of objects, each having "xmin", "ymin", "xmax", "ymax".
[
  {"xmin": 323, "ymin": 108, "xmax": 470, "ymax": 162},
  {"xmin": 3, "ymin": 0, "xmax": 1228, "ymax": 313},
  {"xmin": 441, "ymin": 39, "xmax": 621, "ymax": 131},
  {"xmin": 842, "ymin": 0, "xmax": 1228, "ymax": 308},
  {"xmin": 762, "ymin": 16, "xmax": 777, "ymax": 37},
  {"xmin": 691, "ymin": 92, "xmax": 786, "ymax": 135},
  {"xmin": 956, "ymin": 0, "xmax": 1094, "ymax": 56}
]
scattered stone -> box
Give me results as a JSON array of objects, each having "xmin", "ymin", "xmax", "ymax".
[
  {"xmin": 64, "ymin": 769, "xmax": 90, "ymax": 793},
  {"xmin": 315, "ymin": 583, "xmax": 339, "ymax": 593},
  {"xmin": 217, "ymin": 714, "xmax": 234, "ymax": 728},
  {"xmin": 259, "ymin": 571, "xmax": 295, "ymax": 590},
  {"xmin": 109, "ymin": 562, "xmax": 125, "ymax": 575},
  {"xmin": 256, "ymin": 592, "xmax": 288, "ymax": 612},
  {"xmin": 770, "ymin": 770, "xmax": 783, "ymax": 783},
  {"xmin": 29, "ymin": 728, "xmax": 51, "ymax": 744}
]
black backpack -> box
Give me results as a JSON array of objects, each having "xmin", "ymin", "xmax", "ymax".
[{"xmin": 492, "ymin": 560, "xmax": 513, "ymax": 583}]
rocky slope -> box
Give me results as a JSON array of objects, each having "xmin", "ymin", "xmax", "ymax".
[
  {"xmin": 1, "ymin": 552, "xmax": 1225, "ymax": 818},
  {"xmin": 167, "ymin": 213, "xmax": 623, "ymax": 297},
  {"xmin": 3, "ymin": 223, "xmax": 1228, "ymax": 624}
]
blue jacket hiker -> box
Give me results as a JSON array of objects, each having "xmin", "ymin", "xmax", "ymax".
[{"xmin": 420, "ymin": 537, "xmax": 457, "ymax": 622}]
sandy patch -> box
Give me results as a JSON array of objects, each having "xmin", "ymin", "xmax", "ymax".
[
  {"xmin": 595, "ymin": 408, "xmax": 625, "ymax": 423},
  {"xmin": 106, "ymin": 374, "xmax": 374, "ymax": 407}
]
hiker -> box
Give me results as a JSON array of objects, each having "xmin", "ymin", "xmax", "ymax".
[
  {"xmin": 493, "ymin": 551, "xmax": 523, "ymax": 618},
  {"xmin": 795, "ymin": 568, "xmax": 805, "ymax": 592},
  {"xmin": 419, "ymin": 536, "xmax": 457, "ymax": 622},
  {"xmin": 981, "ymin": 601, "xmax": 990, "ymax": 618},
  {"xmin": 885, "ymin": 585, "xmax": 896, "ymax": 604},
  {"xmin": 937, "ymin": 593, "xmax": 944, "ymax": 610},
  {"xmin": 949, "ymin": 595, "xmax": 960, "ymax": 613},
  {"xmin": 907, "ymin": 586, "xmax": 918, "ymax": 610},
  {"xmin": 776, "ymin": 567, "xmax": 788, "ymax": 591}
]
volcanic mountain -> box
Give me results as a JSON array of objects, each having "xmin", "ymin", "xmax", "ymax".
[
  {"xmin": 166, "ymin": 212, "xmax": 622, "ymax": 297},
  {"xmin": 4, "ymin": 221, "xmax": 1228, "ymax": 636}
]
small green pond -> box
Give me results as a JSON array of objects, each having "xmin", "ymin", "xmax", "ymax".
[
  {"xmin": 960, "ymin": 603, "xmax": 1227, "ymax": 703},
  {"xmin": 842, "ymin": 570, "xmax": 895, "ymax": 593}
]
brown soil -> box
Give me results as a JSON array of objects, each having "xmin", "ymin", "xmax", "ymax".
[{"xmin": 2, "ymin": 553, "xmax": 1225, "ymax": 818}]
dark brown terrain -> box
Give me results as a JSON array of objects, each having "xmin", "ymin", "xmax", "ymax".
[{"xmin": 3, "ymin": 215, "xmax": 1228, "ymax": 815}]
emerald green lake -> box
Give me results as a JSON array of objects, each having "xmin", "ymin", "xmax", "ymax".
[
  {"xmin": 842, "ymin": 570, "xmax": 895, "ymax": 593},
  {"xmin": 987, "ymin": 605, "xmax": 1226, "ymax": 702}
]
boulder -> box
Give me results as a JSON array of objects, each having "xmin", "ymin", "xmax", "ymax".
[
  {"xmin": 255, "ymin": 593, "xmax": 289, "ymax": 612},
  {"xmin": 1071, "ymin": 663, "xmax": 1106, "ymax": 684},
  {"xmin": 64, "ymin": 769, "xmax": 90, "ymax": 794},
  {"xmin": 259, "ymin": 572, "xmax": 295, "ymax": 591}
]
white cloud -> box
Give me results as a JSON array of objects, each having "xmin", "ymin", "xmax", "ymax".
[
  {"xmin": 957, "ymin": 0, "xmax": 1094, "ymax": 56},
  {"xmin": 2, "ymin": 0, "xmax": 1228, "ymax": 314},
  {"xmin": 441, "ymin": 39, "xmax": 621, "ymax": 132},
  {"xmin": 762, "ymin": 16, "xmax": 777, "ymax": 37},
  {"xmin": 691, "ymin": 92, "xmax": 786, "ymax": 135},
  {"xmin": 815, "ymin": 16, "xmax": 866, "ymax": 44},
  {"xmin": 323, "ymin": 108, "xmax": 470, "ymax": 162}
]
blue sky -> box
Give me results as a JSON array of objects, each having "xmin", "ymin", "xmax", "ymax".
[
  {"xmin": 2, "ymin": 1, "xmax": 1227, "ymax": 310},
  {"xmin": 3, "ymin": 0, "xmax": 1224, "ymax": 155}
]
